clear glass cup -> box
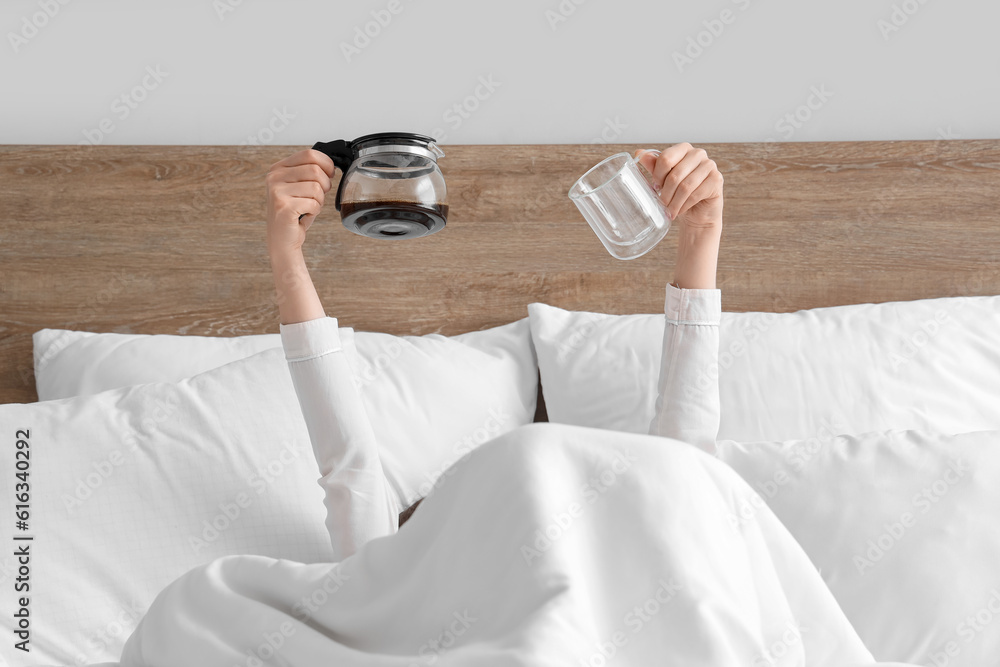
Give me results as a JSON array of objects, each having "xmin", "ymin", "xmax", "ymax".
[{"xmin": 568, "ymin": 149, "xmax": 670, "ymax": 260}]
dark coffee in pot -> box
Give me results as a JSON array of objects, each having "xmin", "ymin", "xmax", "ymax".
[{"xmin": 339, "ymin": 200, "xmax": 449, "ymax": 239}]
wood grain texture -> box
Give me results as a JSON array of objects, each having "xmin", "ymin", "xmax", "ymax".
[{"xmin": 2, "ymin": 140, "xmax": 999, "ymax": 404}]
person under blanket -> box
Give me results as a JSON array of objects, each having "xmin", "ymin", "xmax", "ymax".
[
  {"xmin": 118, "ymin": 144, "xmax": 919, "ymax": 666},
  {"xmin": 262, "ymin": 142, "xmax": 726, "ymax": 562}
]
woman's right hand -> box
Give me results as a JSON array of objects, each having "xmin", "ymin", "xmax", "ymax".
[
  {"xmin": 265, "ymin": 149, "xmax": 336, "ymax": 256},
  {"xmin": 635, "ymin": 143, "xmax": 723, "ymax": 233},
  {"xmin": 635, "ymin": 143, "xmax": 723, "ymax": 290}
]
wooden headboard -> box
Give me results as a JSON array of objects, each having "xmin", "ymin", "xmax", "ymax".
[{"xmin": 2, "ymin": 140, "xmax": 999, "ymax": 405}]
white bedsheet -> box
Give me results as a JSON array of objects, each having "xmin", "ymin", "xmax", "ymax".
[{"xmin": 112, "ymin": 423, "xmax": 920, "ymax": 667}]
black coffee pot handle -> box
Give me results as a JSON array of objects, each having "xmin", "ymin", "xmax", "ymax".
[
  {"xmin": 295, "ymin": 140, "xmax": 354, "ymax": 222},
  {"xmin": 311, "ymin": 140, "xmax": 355, "ymax": 212}
]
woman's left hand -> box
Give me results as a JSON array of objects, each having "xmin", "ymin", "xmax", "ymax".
[{"xmin": 635, "ymin": 143, "xmax": 724, "ymax": 232}]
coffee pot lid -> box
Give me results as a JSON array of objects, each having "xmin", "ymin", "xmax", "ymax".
[
  {"xmin": 351, "ymin": 132, "xmax": 444, "ymax": 161},
  {"xmin": 351, "ymin": 131, "xmax": 438, "ymax": 148}
]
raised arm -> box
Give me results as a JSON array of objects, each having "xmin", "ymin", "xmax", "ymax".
[
  {"xmin": 266, "ymin": 149, "xmax": 399, "ymax": 561},
  {"xmin": 638, "ymin": 144, "xmax": 724, "ymax": 456}
]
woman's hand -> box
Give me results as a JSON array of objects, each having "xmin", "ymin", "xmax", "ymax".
[
  {"xmin": 636, "ymin": 143, "xmax": 724, "ymax": 289},
  {"xmin": 265, "ymin": 149, "xmax": 336, "ymax": 256},
  {"xmin": 635, "ymin": 143, "xmax": 723, "ymax": 232},
  {"xmin": 265, "ymin": 148, "xmax": 336, "ymax": 325}
]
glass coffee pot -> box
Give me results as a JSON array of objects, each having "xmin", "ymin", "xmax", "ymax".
[{"xmin": 310, "ymin": 132, "xmax": 448, "ymax": 239}]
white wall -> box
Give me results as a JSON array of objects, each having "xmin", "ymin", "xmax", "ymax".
[{"xmin": 2, "ymin": 0, "xmax": 998, "ymax": 146}]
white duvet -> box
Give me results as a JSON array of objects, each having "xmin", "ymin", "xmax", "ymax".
[{"xmin": 115, "ymin": 423, "xmax": 920, "ymax": 667}]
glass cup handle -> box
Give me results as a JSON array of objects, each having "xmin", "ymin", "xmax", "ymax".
[{"xmin": 634, "ymin": 149, "xmax": 662, "ymax": 195}]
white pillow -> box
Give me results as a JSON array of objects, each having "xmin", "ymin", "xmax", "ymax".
[
  {"xmin": 33, "ymin": 320, "xmax": 538, "ymax": 508},
  {"xmin": 718, "ymin": 427, "xmax": 1000, "ymax": 666},
  {"xmin": 339, "ymin": 321, "xmax": 539, "ymax": 506},
  {"xmin": 0, "ymin": 348, "xmax": 332, "ymax": 666},
  {"xmin": 528, "ymin": 294, "xmax": 1000, "ymax": 442},
  {"xmin": 32, "ymin": 328, "xmax": 283, "ymax": 401}
]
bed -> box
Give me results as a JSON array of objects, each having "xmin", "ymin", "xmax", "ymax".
[{"xmin": 1, "ymin": 139, "xmax": 999, "ymax": 667}]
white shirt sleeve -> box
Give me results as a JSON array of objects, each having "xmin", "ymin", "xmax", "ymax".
[
  {"xmin": 648, "ymin": 282, "xmax": 722, "ymax": 456},
  {"xmin": 279, "ymin": 316, "xmax": 399, "ymax": 562}
]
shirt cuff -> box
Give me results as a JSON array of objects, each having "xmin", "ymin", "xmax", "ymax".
[
  {"xmin": 279, "ymin": 316, "xmax": 343, "ymax": 362},
  {"xmin": 665, "ymin": 282, "xmax": 722, "ymax": 325}
]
